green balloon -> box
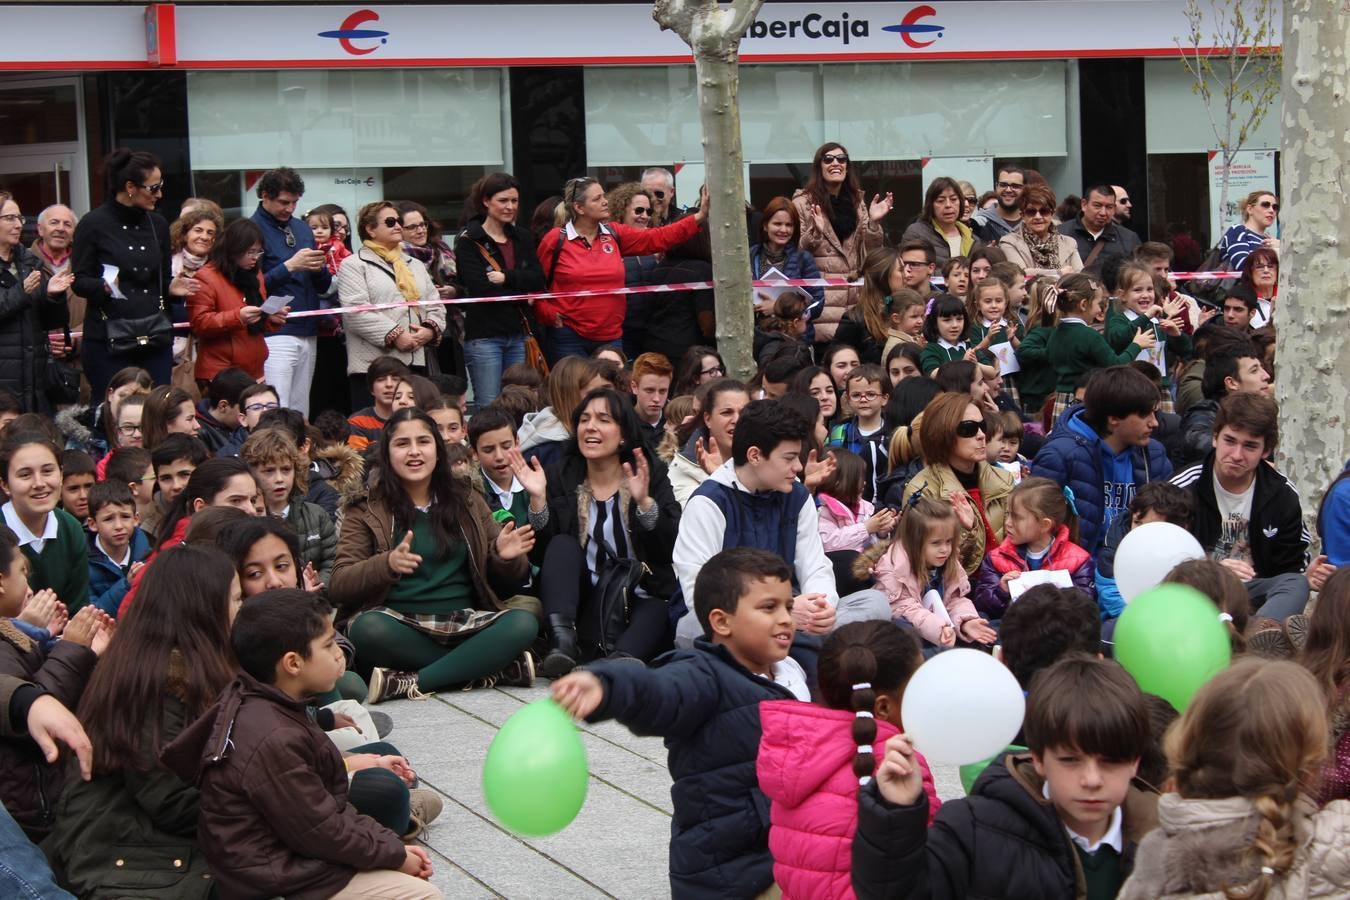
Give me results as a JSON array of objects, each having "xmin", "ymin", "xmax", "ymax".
[
  {"xmin": 482, "ymin": 699, "xmax": 589, "ymax": 836},
  {"xmin": 958, "ymin": 745, "xmax": 1027, "ymax": 795},
  {"xmin": 1114, "ymin": 583, "xmax": 1232, "ymax": 711}
]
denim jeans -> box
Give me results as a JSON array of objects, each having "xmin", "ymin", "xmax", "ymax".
[
  {"xmin": 0, "ymin": 801, "xmax": 73, "ymax": 898},
  {"xmin": 544, "ymin": 324, "xmax": 608, "ymax": 365},
  {"xmin": 464, "ymin": 335, "xmax": 526, "ymax": 409},
  {"xmin": 264, "ymin": 334, "xmax": 318, "ymax": 417}
]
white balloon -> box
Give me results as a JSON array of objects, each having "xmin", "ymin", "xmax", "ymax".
[
  {"xmin": 901, "ymin": 648, "xmax": 1025, "ymax": 766},
  {"xmin": 1114, "ymin": 522, "xmax": 1206, "ymax": 603}
]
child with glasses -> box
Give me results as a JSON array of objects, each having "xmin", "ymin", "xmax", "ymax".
[{"xmin": 825, "ymin": 364, "xmax": 891, "ymax": 505}]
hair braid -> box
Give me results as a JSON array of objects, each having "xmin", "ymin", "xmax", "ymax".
[
  {"xmin": 1222, "ymin": 792, "xmax": 1298, "ymax": 900},
  {"xmin": 846, "ymin": 647, "xmax": 880, "ymax": 784}
]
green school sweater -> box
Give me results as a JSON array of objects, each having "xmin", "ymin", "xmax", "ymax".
[
  {"xmin": 1015, "ymin": 324, "xmax": 1057, "ymax": 409},
  {"xmin": 17, "ymin": 508, "xmax": 91, "ymax": 614},
  {"xmin": 387, "ymin": 510, "xmax": 474, "ymax": 615},
  {"xmin": 1075, "ymin": 843, "xmax": 1123, "ymax": 900},
  {"xmin": 920, "ymin": 340, "xmax": 967, "ymax": 376},
  {"xmin": 1103, "ymin": 308, "xmax": 1192, "ymax": 386},
  {"xmin": 968, "ymin": 319, "xmax": 1025, "ymax": 367},
  {"xmin": 1045, "ymin": 320, "xmax": 1142, "ymax": 392}
]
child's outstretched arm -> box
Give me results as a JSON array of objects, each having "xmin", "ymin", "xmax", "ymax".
[{"xmin": 553, "ymin": 657, "xmax": 722, "ymax": 740}]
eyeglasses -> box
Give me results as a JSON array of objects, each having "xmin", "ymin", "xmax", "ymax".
[
  {"xmin": 1024, "ymin": 207, "xmax": 1052, "ymax": 217},
  {"xmin": 650, "ymin": 189, "xmax": 667, "ymax": 200},
  {"xmin": 1118, "ymin": 197, "xmax": 1133, "ymax": 205},
  {"xmin": 848, "ymin": 391, "xmax": 882, "ymax": 402},
  {"xmin": 821, "ymin": 153, "xmax": 849, "ymax": 165},
  {"xmin": 243, "ymin": 248, "xmax": 265, "ymax": 258},
  {"xmin": 380, "ymin": 216, "xmax": 401, "ymax": 229},
  {"xmin": 996, "ymin": 181, "xmax": 1023, "ymax": 190},
  {"xmin": 955, "ymin": 419, "xmax": 987, "ymax": 438},
  {"xmin": 1252, "ymin": 262, "xmax": 1278, "ymax": 271},
  {"xmin": 1257, "ymin": 200, "xmax": 1280, "ymax": 211},
  {"xmin": 117, "ymin": 423, "xmax": 143, "ymax": 435},
  {"xmin": 963, "ymin": 196, "xmax": 978, "ymax": 205},
  {"xmin": 900, "ymin": 260, "xmax": 931, "ymax": 270},
  {"xmin": 282, "ymin": 225, "xmax": 296, "ymax": 249},
  {"xmin": 700, "ymin": 365, "xmax": 725, "ymax": 377},
  {"xmin": 244, "ymin": 401, "xmax": 281, "ymax": 412},
  {"xmin": 631, "ymin": 206, "xmax": 652, "ymax": 216},
  {"xmin": 405, "ymin": 222, "xmax": 428, "ymax": 231},
  {"xmin": 0, "ymin": 213, "xmax": 26, "ymax": 226},
  {"xmin": 142, "ymin": 182, "xmax": 164, "ymax": 195}
]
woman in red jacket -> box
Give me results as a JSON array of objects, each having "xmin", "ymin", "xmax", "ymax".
[
  {"xmin": 536, "ymin": 177, "xmax": 707, "ymax": 363},
  {"xmin": 189, "ymin": 218, "xmax": 288, "ymax": 384}
]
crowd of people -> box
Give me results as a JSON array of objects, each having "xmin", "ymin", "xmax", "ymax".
[{"xmin": 0, "ymin": 140, "xmax": 1346, "ymax": 899}]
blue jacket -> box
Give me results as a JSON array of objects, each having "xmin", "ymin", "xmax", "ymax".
[
  {"xmin": 250, "ymin": 205, "xmax": 333, "ymax": 338},
  {"xmin": 1322, "ymin": 460, "xmax": 1350, "ymax": 568},
  {"xmin": 87, "ymin": 527, "xmax": 151, "ymax": 617},
  {"xmin": 750, "ymin": 243, "xmax": 824, "ymax": 344},
  {"xmin": 1031, "ymin": 406, "xmax": 1173, "ymax": 555},
  {"xmin": 588, "ymin": 640, "xmax": 796, "ymax": 899}
]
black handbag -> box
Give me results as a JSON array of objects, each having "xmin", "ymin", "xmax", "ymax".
[
  {"xmin": 104, "ymin": 310, "xmax": 174, "ymax": 354},
  {"xmin": 44, "ymin": 327, "xmax": 81, "ymax": 406},
  {"xmin": 578, "ymin": 537, "xmax": 648, "ymax": 656}
]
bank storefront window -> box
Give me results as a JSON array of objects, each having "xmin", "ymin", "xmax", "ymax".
[{"xmin": 186, "ymin": 68, "xmax": 505, "ymax": 224}]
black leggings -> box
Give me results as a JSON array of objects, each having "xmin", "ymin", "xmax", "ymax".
[{"xmin": 539, "ymin": 535, "xmax": 669, "ymax": 662}]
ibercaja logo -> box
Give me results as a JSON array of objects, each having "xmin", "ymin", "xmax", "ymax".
[{"xmin": 746, "ymin": 5, "xmax": 945, "ymax": 48}]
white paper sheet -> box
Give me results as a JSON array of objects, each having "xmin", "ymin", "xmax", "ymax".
[
  {"xmin": 1008, "ymin": 568, "xmax": 1074, "ymax": 601},
  {"xmin": 260, "ymin": 294, "xmax": 292, "ymax": 315},
  {"xmin": 102, "ymin": 264, "xmax": 126, "ymax": 299}
]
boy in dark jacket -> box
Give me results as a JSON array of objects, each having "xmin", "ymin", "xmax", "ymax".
[
  {"xmin": 162, "ymin": 591, "xmax": 439, "ymax": 900},
  {"xmin": 0, "ymin": 525, "xmax": 108, "ymax": 838},
  {"xmin": 84, "ymin": 481, "xmax": 151, "ymax": 617},
  {"xmin": 853, "ymin": 655, "xmax": 1159, "ymax": 900},
  {"xmin": 552, "ymin": 548, "xmax": 800, "ymax": 899}
]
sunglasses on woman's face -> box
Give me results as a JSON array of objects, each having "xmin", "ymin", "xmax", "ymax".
[
  {"xmin": 631, "ymin": 206, "xmax": 652, "ymax": 216},
  {"xmin": 1257, "ymin": 200, "xmax": 1280, "ymax": 211},
  {"xmin": 821, "ymin": 153, "xmax": 849, "ymax": 165},
  {"xmin": 381, "ymin": 216, "xmax": 401, "ymax": 229},
  {"xmin": 956, "ymin": 419, "xmax": 987, "ymax": 438}
]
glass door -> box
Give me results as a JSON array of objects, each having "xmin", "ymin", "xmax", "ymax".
[
  {"xmin": 0, "ymin": 153, "xmax": 80, "ymax": 215},
  {"xmin": 0, "ymin": 77, "xmax": 90, "ymax": 214}
]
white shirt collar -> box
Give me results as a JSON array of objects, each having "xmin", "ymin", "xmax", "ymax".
[
  {"xmin": 95, "ymin": 535, "xmax": 132, "ymax": 568},
  {"xmin": 1, "ymin": 502, "xmax": 58, "ymax": 554},
  {"xmin": 487, "ymin": 474, "xmax": 524, "ymax": 507},
  {"xmin": 1043, "ymin": 781, "xmax": 1124, "ymax": 854},
  {"xmin": 937, "ymin": 338, "xmax": 966, "ymax": 351},
  {"xmin": 563, "ymin": 220, "xmax": 613, "ymax": 241},
  {"xmin": 1061, "ymin": 316, "xmax": 1087, "ymax": 325}
]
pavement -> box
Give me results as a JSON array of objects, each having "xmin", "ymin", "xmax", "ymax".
[{"xmin": 383, "ymin": 682, "xmax": 966, "ymax": 899}]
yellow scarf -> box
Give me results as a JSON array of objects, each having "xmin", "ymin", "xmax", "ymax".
[{"xmin": 362, "ymin": 240, "xmax": 420, "ymax": 301}]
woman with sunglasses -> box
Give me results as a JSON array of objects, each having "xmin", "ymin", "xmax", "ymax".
[
  {"xmin": 791, "ymin": 143, "xmax": 893, "ymax": 346},
  {"xmin": 399, "ymin": 200, "xmax": 463, "ymax": 385},
  {"xmin": 336, "ymin": 201, "xmax": 447, "ymax": 409},
  {"xmin": 1221, "ymin": 190, "xmax": 1281, "ymax": 271},
  {"xmin": 71, "ymin": 148, "xmax": 201, "ymax": 400},
  {"xmin": 996, "ymin": 185, "xmax": 1084, "ymax": 279},
  {"xmin": 604, "ymin": 181, "xmax": 660, "ymax": 358},
  {"xmin": 0, "ymin": 190, "xmax": 72, "ymax": 412},
  {"xmin": 899, "ymin": 391, "xmax": 1013, "ymax": 577},
  {"xmin": 454, "ymin": 174, "xmax": 545, "ymax": 409},
  {"xmin": 536, "ymin": 176, "xmax": 707, "ymax": 364},
  {"xmin": 1227, "ymin": 246, "xmax": 1280, "ymax": 329},
  {"xmin": 188, "ymin": 218, "xmax": 289, "ymax": 384}
]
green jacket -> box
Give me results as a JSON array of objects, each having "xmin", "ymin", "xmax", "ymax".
[
  {"xmin": 43, "ymin": 687, "xmax": 214, "ymax": 898},
  {"xmin": 920, "ymin": 341, "xmax": 968, "ymax": 377},
  {"xmin": 1015, "ymin": 324, "xmax": 1057, "ymax": 410},
  {"xmin": 968, "ymin": 319, "xmax": 1024, "ymax": 367},
  {"xmin": 19, "ymin": 508, "xmax": 90, "ymax": 613},
  {"xmin": 1045, "ymin": 320, "xmax": 1141, "ymax": 393},
  {"xmin": 1104, "ymin": 309, "xmax": 1192, "ymax": 385}
]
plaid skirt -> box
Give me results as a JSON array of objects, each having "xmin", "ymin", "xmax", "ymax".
[{"xmin": 359, "ymin": 594, "xmax": 541, "ymax": 646}]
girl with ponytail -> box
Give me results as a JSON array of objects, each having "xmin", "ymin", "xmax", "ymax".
[
  {"xmin": 1121, "ymin": 658, "xmax": 1350, "ymax": 900},
  {"xmin": 756, "ymin": 621, "xmax": 938, "ymax": 899}
]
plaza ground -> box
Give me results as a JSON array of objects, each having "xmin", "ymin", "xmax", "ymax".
[{"xmin": 388, "ymin": 682, "xmax": 965, "ymax": 898}]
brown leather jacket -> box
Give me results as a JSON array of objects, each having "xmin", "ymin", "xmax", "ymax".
[
  {"xmin": 0, "ymin": 619, "xmax": 97, "ymax": 836},
  {"xmin": 328, "ymin": 490, "xmax": 529, "ymax": 624},
  {"xmin": 161, "ymin": 673, "xmax": 406, "ymax": 900}
]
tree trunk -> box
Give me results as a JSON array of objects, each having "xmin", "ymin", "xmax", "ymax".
[
  {"xmin": 653, "ymin": 0, "xmax": 764, "ymax": 380},
  {"xmin": 1274, "ymin": 0, "xmax": 1349, "ymax": 548}
]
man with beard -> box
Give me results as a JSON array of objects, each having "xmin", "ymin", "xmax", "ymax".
[{"xmin": 969, "ymin": 167, "xmax": 1025, "ymax": 243}]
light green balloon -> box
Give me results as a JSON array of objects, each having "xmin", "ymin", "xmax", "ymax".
[
  {"xmin": 482, "ymin": 699, "xmax": 589, "ymax": 836},
  {"xmin": 1114, "ymin": 583, "xmax": 1232, "ymax": 711},
  {"xmin": 958, "ymin": 745, "xmax": 1028, "ymax": 795}
]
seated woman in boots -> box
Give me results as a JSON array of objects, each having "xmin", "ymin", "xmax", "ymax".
[{"xmin": 510, "ymin": 388, "xmax": 682, "ymax": 676}]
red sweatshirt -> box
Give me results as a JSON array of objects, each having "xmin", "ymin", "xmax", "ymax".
[{"xmin": 535, "ymin": 215, "xmax": 702, "ymax": 340}]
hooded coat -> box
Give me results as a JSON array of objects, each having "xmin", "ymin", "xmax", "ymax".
[{"xmin": 757, "ymin": 700, "xmax": 938, "ymax": 900}]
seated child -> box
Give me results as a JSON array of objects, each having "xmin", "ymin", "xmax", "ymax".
[
  {"xmin": 240, "ymin": 428, "xmax": 337, "ymax": 585},
  {"xmin": 163, "ymin": 589, "xmax": 441, "ymax": 900},
  {"xmin": 1095, "ymin": 482, "xmax": 1194, "ymax": 635},
  {"xmin": 817, "ymin": 449, "xmax": 896, "ymax": 554},
  {"xmin": 551, "ymin": 548, "xmax": 802, "ymax": 898},
  {"xmin": 974, "ymin": 477, "xmax": 1095, "ymax": 621},
  {"xmin": 995, "ymin": 584, "xmax": 1102, "ymax": 693},
  {"xmin": 59, "ymin": 449, "xmax": 97, "ymax": 529},
  {"xmin": 853, "ymin": 655, "xmax": 1160, "ymax": 900},
  {"xmin": 469, "ymin": 408, "xmax": 530, "ymax": 526},
  {"xmin": 1120, "ymin": 659, "xmax": 1350, "ymax": 899},
  {"xmin": 1162, "ymin": 558, "xmax": 1252, "ymax": 656},
  {"xmin": 987, "ymin": 410, "xmax": 1028, "ymax": 482},
  {"xmin": 85, "ymin": 480, "xmax": 151, "ymax": 617},
  {"xmin": 758, "ymin": 621, "xmax": 939, "ymax": 899},
  {"xmin": 0, "ymin": 525, "xmax": 111, "ymax": 838},
  {"xmin": 826, "ymin": 364, "xmax": 892, "ymax": 504},
  {"xmin": 880, "ymin": 288, "xmax": 927, "ymax": 362},
  {"xmin": 104, "ymin": 446, "xmax": 156, "ymax": 524},
  {"xmin": 857, "ymin": 497, "xmax": 997, "ymax": 652}
]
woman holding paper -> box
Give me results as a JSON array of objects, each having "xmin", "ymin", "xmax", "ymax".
[
  {"xmin": 750, "ymin": 196, "xmax": 825, "ymax": 343},
  {"xmin": 189, "ymin": 218, "xmax": 288, "ymax": 383}
]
